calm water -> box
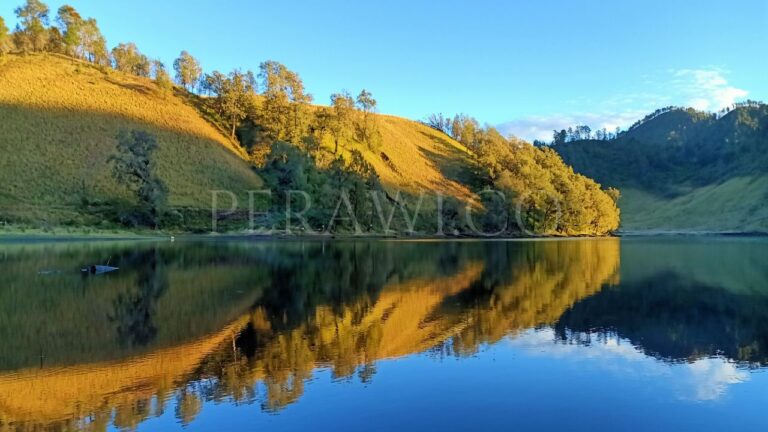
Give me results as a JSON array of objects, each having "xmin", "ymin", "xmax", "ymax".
[{"xmin": 1, "ymin": 237, "xmax": 767, "ymax": 431}]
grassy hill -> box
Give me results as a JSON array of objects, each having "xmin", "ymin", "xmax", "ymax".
[
  {"xmin": 0, "ymin": 53, "xmax": 483, "ymax": 231},
  {"xmin": 0, "ymin": 53, "xmax": 621, "ymax": 235},
  {"xmin": 362, "ymin": 114, "xmax": 479, "ymax": 202},
  {"xmin": 0, "ymin": 53, "xmax": 264, "ymax": 228},
  {"xmin": 554, "ymin": 105, "xmax": 768, "ymax": 233}
]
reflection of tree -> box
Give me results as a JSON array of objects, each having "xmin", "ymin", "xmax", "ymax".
[
  {"xmin": 434, "ymin": 239, "xmax": 620, "ymax": 355},
  {"xmin": 185, "ymin": 240, "xmax": 621, "ymax": 412},
  {"xmin": 555, "ymin": 271, "xmax": 768, "ymax": 364},
  {"xmin": 113, "ymin": 398, "xmax": 152, "ymax": 432},
  {"xmin": 109, "ymin": 248, "xmax": 168, "ymax": 347},
  {"xmin": 175, "ymin": 390, "xmax": 203, "ymax": 426},
  {"xmin": 0, "ymin": 239, "xmax": 622, "ymax": 430},
  {"xmin": 255, "ymin": 242, "xmax": 394, "ymax": 332}
]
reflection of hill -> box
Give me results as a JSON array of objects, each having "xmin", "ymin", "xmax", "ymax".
[
  {"xmin": 554, "ymin": 238, "xmax": 768, "ymax": 364},
  {"xmin": 619, "ymin": 237, "xmax": 768, "ymax": 295},
  {"xmin": 194, "ymin": 263, "xmax": 486, "ymax": 412},
  {"xmin": 0, "ymin": 239, "xmax": 622, "ymax": 430},
  {"xmin": 437, "ymin": 239, "xmax": 621, "ymax": 354},
  {"xmin": 0, "ymin": 317, "xmax": 250, "ymax": 432},
  {"xmin": 0, "ymin": 242, "xmax": 269, "ymax": 370},
  {"xmin": 202, "ymin": 239, "xmax": 621, "ymax": 412},
  {"xmin": 555, "ymin": 271, "xmax": 768, "ymax": 364}
]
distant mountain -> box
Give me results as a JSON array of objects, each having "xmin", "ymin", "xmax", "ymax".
[{"xmin": 554, "ymin": 104, "xmax": 768, "ymax": 233}]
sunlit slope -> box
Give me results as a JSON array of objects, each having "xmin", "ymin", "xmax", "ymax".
[
  {"xmin": 302, "ymin": 109, "xmax": 482, "ymax": 205},
  {"xmin": 0, "ymin": 54, "xmax": 262, "ymax": 223},
  {"xmin": 366, "ymin": 114, "xmax": 480, "ymax": 202}
]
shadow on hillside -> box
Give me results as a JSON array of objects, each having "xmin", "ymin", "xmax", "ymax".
[
  {"xmin": 172, "ymin": 88, "xmax": 233, "ymax": 138},
  {"xmin": 0, "ymin": 102, "xmax": 262, "ymax": 227},
  {"xmin": 104, "ymin": 76, "xmax": 155, "ymax": 96},
  {"xmin": 417, "ymin": 131, "xmax": 482, "ymax": 189},
  {"xmin": 102, "ymin": 75, "xmax": 236, "ymax": 147}
]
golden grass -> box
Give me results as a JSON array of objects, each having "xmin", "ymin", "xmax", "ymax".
[
  {"xmin": 366, "ymin": 114, "xmax": 479, "ymax": 202},
  {"xmin": 0, "ymin": 53, "xmax": 262, "ymax": 223},
  {"xmin": 0, "ymin": 53, "xmax": 486, "ymax": 229},
  {"xmin": 308, "ymin": 110, "xmax": 482, "ymax": 206}
]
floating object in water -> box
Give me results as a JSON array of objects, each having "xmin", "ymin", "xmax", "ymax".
[
  {"xmin": 37, "ymin": 269, "xmax": 61, "ymax": 276},
  {"xmin": 81, "ymin": 265, "xmax": 119, "ymax": 275}
]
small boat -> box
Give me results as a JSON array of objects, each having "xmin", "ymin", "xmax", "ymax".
[{"xmin": 81, "ymin": 265, "xmax": 119, "ymax": 275}]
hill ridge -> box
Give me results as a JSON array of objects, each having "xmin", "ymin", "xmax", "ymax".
[{"xmin": 554, "ymin": 103, "xmax": 768, "ymax": 232}]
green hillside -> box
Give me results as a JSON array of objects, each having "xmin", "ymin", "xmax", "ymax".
[
  {"xmin": 0, "ymin": 54, "xmax": 484, "ymax": 232},
  {"xmin": 0, "ymin": 53, "xmax": 263, "ymax": 228},
  {"xmin": 554, "ymin": 105, "xmax": 768, "ymax": 233},
  {"xmin": 0, "ymin": 53, "xmax": 621, "ymax": 235}
]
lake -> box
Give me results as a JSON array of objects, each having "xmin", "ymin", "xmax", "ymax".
[{"xmin": 0, "ymin": 237, "xmax": 767, "ymax": 431}]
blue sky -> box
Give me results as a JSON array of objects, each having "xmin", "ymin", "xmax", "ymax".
[{"xmin": 2, "ymin": 0, "xmax": 766, "ymax": 141}]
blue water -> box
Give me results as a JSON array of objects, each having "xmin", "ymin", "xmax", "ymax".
[{"xmin": 0, "ymin": 237, "xmax": 766, "ymax": 431}]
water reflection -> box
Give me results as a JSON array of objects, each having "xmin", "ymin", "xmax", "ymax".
[
  {"xmin": 0, "ymin": 237, "xmax": 766, "ymax": 431},
  {"xmin": 509, "ymin": 328, "xmax": 750, "ymax": 402}
]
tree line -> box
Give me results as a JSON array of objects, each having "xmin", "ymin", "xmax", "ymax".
[
  {"xmin": 0, "ymin": 1, "xmax": 383, "ymax": 154},
  {"xmin": 425, "ymin": 113, "xmax": 624, "ymax": 146},
  {"xmin": 1, "ymin": 1, "xmax": 392, "ymax": 231},
  {"xmin": 425, "ymin": 113, "xmax": 621, "ymax": 235}
]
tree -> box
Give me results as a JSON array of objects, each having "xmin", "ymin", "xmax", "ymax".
[
  {"xmin": 355, "ymin": 89, "xmax": 381, "ymax": 149},
  {"xmin": 324, "ymin": 91, "xmax": 356, "ymax": 153},
  {"xmin": 605, "ymin": 187, "xmax": 621, "ymax": 203},
  {"xmin": 221, "ymin": 70, "xmax": 256, "ymax": 140},
  {"xmin": 258, "ymin": 60, "xmax": 313, "ymax": 143},
  {"xmin": 45, "ymin": 26, "xmax": 65, "ymax": 53},
  {"xmin": 109, "ymin": 130, "xmax": 168, "ymax": 228},
  {"xmin": 14, "ymin": 0, "xmax": 50, "ymax": 52},
  {"xmin": 0, "ymin": 16, "xmax": 10, "ymax": 55},
  {"xmin": 200, "ymin": 70, "xmax": 226, "ymax": 97},
  {"xmin": 552, "ymin": 129, "xmax": 567, "ymax": 145},
  {"xmin": 450, "ymin": 114, "xmax": 479, "ymax": 149},
  {"xmin": 356, "ymin": 89, "xmax": 376, "ymax": 114},
  {"xmin": 79, "ymin": 18, "xmax": 109, "ymax": 66},
  {"xmin": 426, "ymin": 113, "xmax": 451, "ymax": 134},
  {"xmin": 576, "ymin": 125, "xmax": 592, "ymax": 140},
  {"xmin": 152, "ymin": 59, "xmax": 173, "ymax": 93},
  {"xmin": 173, "ymin": 51, "xmax": 202, "ymax": 92},
  {"xmin": 56, "ymin": 4, "xmax": 82, "ymax": 57},
  {"xmin": 112, "ymin": 42, "xmax": 151, "ymax": 77},
  {"xmin": 202, "ymin": 69, "xmax": 257, "ymax": 139}
]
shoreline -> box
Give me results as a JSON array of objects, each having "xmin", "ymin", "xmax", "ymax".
[
  {"xmin": 2, "ymin": 229, "xmax": 767, "ymax": 244},
  {"xmin": 0, "ymin": 227, "xmax": 619, "ymax": 243},
  {"xmin": 617, "ymin": 229, "xmax": 768, "ymax": 237},
  {"xmin": 3, "ymin": 224, "xmax": 766, "ymax": 243}
]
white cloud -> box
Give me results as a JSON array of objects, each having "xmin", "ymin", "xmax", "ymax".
[
  {"xmin": 684, "ymin": 357, "xmax": 749, "ymax": 401},
  {"xmin": 497, "ymin": 111, "xmax": 645, "ymax": 143},
  {"xmin": 496, "ymin": 68, "xmax": 749, "ymax": 143},
  {"xmin": 673, "ymin": 68, "xmax": 748, "ymax": 111},
  {"xmin": 507, "ymin": 328, "xmax": 751, "ymax": 402}
]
